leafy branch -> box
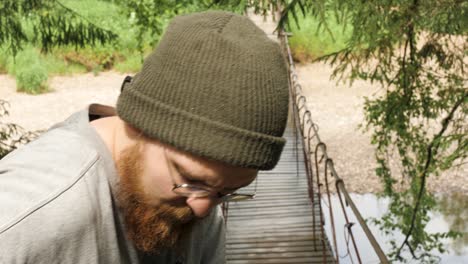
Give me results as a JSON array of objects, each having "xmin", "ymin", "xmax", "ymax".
[{"xmin": 396, "ymin": 91, "xmax": 467, "ymax": 258}]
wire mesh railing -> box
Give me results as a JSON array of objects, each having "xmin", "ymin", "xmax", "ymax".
[{"xmin": 279, "ymin": 29, "xmax": 390, "ymax": 264}]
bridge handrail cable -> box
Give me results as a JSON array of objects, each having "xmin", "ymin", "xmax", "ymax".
[{"xmin": 279, "ymin": 28, "xmax": 389, "ymax": 264}]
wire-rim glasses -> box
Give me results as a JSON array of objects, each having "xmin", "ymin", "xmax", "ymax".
[{"xmin": 172, "ymin": 183, "xmax": 255, "ymax": 203}]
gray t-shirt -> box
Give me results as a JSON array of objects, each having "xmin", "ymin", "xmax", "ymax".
[{"xmin": 0, "ymin": 105, "xmax": 225, "ymax": 264}]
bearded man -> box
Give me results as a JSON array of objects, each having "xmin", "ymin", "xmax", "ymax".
[{"xmin": 0, "ymin": 10, "xmax": 289, "ymax": 264}]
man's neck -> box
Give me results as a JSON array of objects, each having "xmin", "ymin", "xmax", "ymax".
[{"xmin": 90, "ymin": 114, "xmax": 139, "ymax": 165}]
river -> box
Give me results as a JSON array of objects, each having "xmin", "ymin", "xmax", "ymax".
[{"xmin": 322, "ymin": 193, "xmax": 467, "ymax": 263}]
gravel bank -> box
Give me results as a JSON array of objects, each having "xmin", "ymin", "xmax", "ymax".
[{"xmin": 296, "ymin": 62, "xmax": 467, "ymax": 194}]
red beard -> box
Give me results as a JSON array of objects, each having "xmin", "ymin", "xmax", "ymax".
[{"xmin": 115, "ymin": 142, "xmax": 194, "ymax": 254}]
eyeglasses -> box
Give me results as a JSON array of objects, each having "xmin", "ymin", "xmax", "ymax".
[
  {"xmin": 164, "ymin": 147, "xmax": 256, "ymax": 203},
  {"xmin": 172, "ymin": 183, "xmax": 255, "ymax": 203}
]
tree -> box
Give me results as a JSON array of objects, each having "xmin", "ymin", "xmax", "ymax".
[
  {"xmin": 321, "ymin": 1, "xmax": 466, "ymax": 261},
  {"xmin": 115, "ymin": 0, "xmax": 196, "ymax": 58},
  {"xmin": 0, "ymin": 0, "xmax": 117, "ymax": 55},
  {"xmin": 115, "ymin": 0, "xmax": 250, "ymax": 58}
]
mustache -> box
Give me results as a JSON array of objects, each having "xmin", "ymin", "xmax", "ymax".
[{"xmin": 130, "ymin": 195, "xmax": 194, "ymax": 223}]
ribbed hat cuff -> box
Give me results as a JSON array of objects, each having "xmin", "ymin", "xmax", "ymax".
[{"xmin": 116, "ymin": 89, "xmax": 286, "ymax": 170}]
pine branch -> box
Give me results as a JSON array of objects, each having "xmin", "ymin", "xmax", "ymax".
[
  {"xmin": 54, "ymin": 0, "xmax": 107, "ymax": 29},
  {"xmin": 0, "ymin": 0, "xmax": 117, "ymax": 54}
]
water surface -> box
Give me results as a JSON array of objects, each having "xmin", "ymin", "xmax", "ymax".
[{"xmin": 321, "ymin": 193, "xmax": 467, "ymax": 263}]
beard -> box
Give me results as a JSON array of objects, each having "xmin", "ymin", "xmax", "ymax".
[{"xmin": 115, "ymin": 142, "xmax": 195, "ymax": 255}]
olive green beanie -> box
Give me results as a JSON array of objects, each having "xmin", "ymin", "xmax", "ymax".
[{"xmin": 116, "ymin": 11, "xmax": 289, "ymax": 170}]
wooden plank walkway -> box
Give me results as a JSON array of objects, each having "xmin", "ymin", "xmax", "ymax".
[{"xmin": 225, "ymin": 126, "xmax": 336, "ymax": 264}]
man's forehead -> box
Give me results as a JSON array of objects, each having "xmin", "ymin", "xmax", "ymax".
[
  {"xmin": 179, "ymin": 160, "xmax": 255, "ymax": 180},
  {"xmin": 170, "ymin": 150, "xmax": 258, "ymax": 189},
  {"xmin": 165, "ymin": 142, "xmax": 254, "ymax": 172}
]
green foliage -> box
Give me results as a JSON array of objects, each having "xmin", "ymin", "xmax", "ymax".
[
  {"xmin": 116, "ymin": 0, "xmax": 206, "ymax": 56},
  {"xmin": 289, "ymin": 11, "xmax": 351, "ymax": 62},
  {"xmin": 0, "ymin": 0, "xmax": 150, "ymax": 86},
  {"xmin": 10, "ymin": 46, "xmax": 49, "ymax": 94},
  {"xmin": 51, "ymin": 0, "xmax": 146, "ymax": 73},
  {"xmin": 0, "ymin": 0, "xmax": 117, "ymax": 55},
  {"xmin": 60, "ymin": 0, "xmax": 143, "ymax": 51},
  {"xmin": 42, "ymin": 52, "xmax": 87, "ymax": 76},
  {"xmin": 0, "ymin": 46, "xmax": 9, "ymax": 73},
  {"xmin": 0, "ymin": 0, "xmax": 283, "ymax": 81},
  {"xmin": 312, "ymin": 0, "xmax": 467, "ymax": 261},
  {"xmin": 16, "ymin": 64, "xmax": 49, "ymax": 94},
  {"xmin": 114, "ymin": 55, "xmax": 144, "ymax": 73},
  {"xmin": 0, "ymin": 100, "xmax": 38, "ymax": 159},
  {"xmin": 0, "ymin": 0, "xmax": 122, "ymax": 94}
]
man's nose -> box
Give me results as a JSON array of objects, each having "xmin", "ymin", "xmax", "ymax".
[{"xmin": 185, "ymin": 196, "xmax": 219, "ymax": 218}]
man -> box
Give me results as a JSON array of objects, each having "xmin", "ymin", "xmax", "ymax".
[{"xmin": 0, "ymin": 10, "xmax": 289, "ymax": 263}]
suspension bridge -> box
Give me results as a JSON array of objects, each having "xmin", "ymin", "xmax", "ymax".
[{"xmin": 223, "ymin": 12, "xmax": 389, "ymax": 264}]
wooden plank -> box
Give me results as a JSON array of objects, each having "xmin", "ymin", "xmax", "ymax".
[{"xmin": 225, "ymin": 125, "xmax": 336, "ymax": 263}]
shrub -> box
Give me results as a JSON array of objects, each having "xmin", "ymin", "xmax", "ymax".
[
  {"xmin": 12, "ymin": 47, "xmax": 49, "ymax": 94},
  {"xmin": 16, "ymin": 64, "xmax": 49, "ymax": 94},
  {"xmin": 60, "ymin": 46, "xmax": 118, "ymax": 72}
]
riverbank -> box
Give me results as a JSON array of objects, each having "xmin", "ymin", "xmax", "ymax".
[{"xmin": 295, "ymin": 62, "xmax": 467, "ymax": 194}]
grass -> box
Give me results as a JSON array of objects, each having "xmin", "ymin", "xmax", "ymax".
[
  {"xmin": 43, "ymin": 52, "xmax": 88, "ymax": 76},
  {"xmin": 288, "ymin": 12, "xmax": 352, "ymax": 63},
  {"xmin": 114, "ymin": 55, "xmax": 145, "ymax": 73}
]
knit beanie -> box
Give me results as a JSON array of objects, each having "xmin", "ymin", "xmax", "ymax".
[{"xmin": 116, "ymin": 11, "xmax": 289, "ymax": 170}]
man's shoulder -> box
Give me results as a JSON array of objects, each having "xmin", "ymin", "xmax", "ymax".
[
  {"xmin": 0, "ymin": 126, "xmax": 104, "ymax": 233},
  {"xmin": 0, "ymin": 125, "xmax": 122, "ymax": 263}
]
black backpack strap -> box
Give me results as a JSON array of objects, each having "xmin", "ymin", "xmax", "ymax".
[{"xmin": 120, "ymin": 75, "xmax": 133, "ymax": 92}]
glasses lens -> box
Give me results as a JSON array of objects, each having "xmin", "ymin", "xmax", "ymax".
[
  {"xmin": 173, "ymin": 184, "xmax": 255, "ymax": 202},
  {"xmin": 223, "ymin": 194, "xmax": 255, "ymax": 202},
  {"xmin": 173, "ymin": 185, "xmax": 211, "ymax": 198}
]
